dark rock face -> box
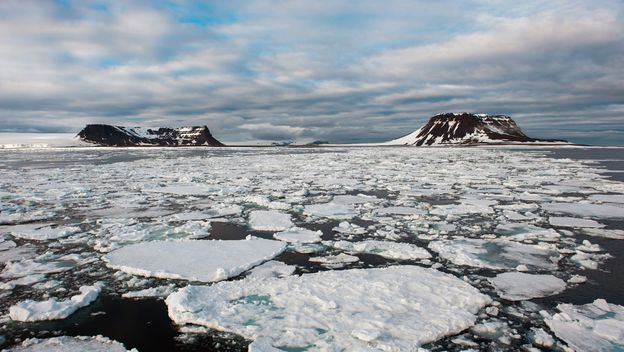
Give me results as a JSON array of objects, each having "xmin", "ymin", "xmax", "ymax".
[
  {"xmin": 77, "ymin": 124, "xmax": 224, "ymax": 147},
  {"xmin": 389, "ymin": 113, "xmax": 567, "ymax": 146}
]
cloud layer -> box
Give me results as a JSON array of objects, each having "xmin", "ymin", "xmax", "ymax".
[{"xmin": 0, "ymin": 0, "xmax": 623, "ymax": 144}]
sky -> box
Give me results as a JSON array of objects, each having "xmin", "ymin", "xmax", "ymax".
[{"xmin": 0, "ymin": 0, "xmax": 623, "ymax": 145}]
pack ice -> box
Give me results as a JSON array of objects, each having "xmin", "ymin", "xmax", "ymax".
[
  {"xmin": 166, "ymin": 266, "xmax": 491, "ymax": 351},
  {"xmin": 105, "ymin": 238, "xmax": 286, "ymax": 282},
  {"xmin": 545, "ymin": 299, "xmax": 624, "ymax": 351},
  {"xmin": 4, "ymin": 335, "xmax": 136, "ymax": 352}
]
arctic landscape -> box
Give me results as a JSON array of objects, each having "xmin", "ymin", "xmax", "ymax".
[
  {"xmin": 2, "ymin": 1, "xmax": 624, "ymax": 351},
  {"xmin": 1, "ymin": 112, "xmax": 624, "ymax": 351}
]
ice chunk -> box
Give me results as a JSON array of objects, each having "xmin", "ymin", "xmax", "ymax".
[
  {"xmin": 589, "ymin": 194, "xmax": 624, "ymax": 204},
  {"xmin": 308, "ymin": 253, "xmax": 359, "ymax": 268},
  {"xmin": 428, "ymin": 238, "xmax": 560, "ymax": 270},
  {"xmin": 330, "ymin": 240, "xmax": 431, "ymax": 260},
  {"xmin": 4, "ymin": 335, "xmax": 134, "ymax": 351},
  {"xmin": 375, "ymin": 207, "xmax": 426, "ymax": 216},
  {"xmin": 105, "ymin": 238, "xmax": 286, "ymax": 282},
  {"xmin": 303, "ymin": 202, "xmax": 356, "ymax": 219},
  {"xmin": 545, "ymin": 299, "xmax": 624, "ymax": 351},
  {"xmin": 549, "ymin": 217, "xmax": 605, "ymax": 228},
  {"xmin": 488, "ymin": 272, "xmax": 566, "ymax": 300},
  {"xmin": 166, "ymin": 266, "xmax": 491, "ymax": 350},
  {"xmin": 143, "ymin": 184, "xmax": 222, "ymax": 196},
  {"xmin": 247, "ymin": 260, "xmax": 296, "ymax": 279},
  {"xmin": 9, "ymin": 283, "xmax": 102, "ymax": 321},
  {"xmin": 495, "ymin": 223, "xmax": 560, "ymax": 242},
  {"xmin": 122, "ymin": 285, "xmax": 177, "ymax": 299},
  {"xmin": 248, "ymin": 210, "xmax": 293, "ymax": 232},
  {"xmin": 10, "ymin": 224, "xmax": 81, "ymax": 241},
  {"xmin": 273, "ymin": 227, "xmax": 322, "ymax": 243},
  {"xmin": 542, "ymin": 202, "xmax": 624, "ymax": 218},
  {"xmin": 1, "ymin": 259, "xmax": 74, "ymax": 279},
  {"xmin": 0, "ymin": 211, "xmax": 55, "ymax": 225}
]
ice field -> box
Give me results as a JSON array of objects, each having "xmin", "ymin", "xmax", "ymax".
[{"xmin": 0, "ymin": 146, "xmax": 623, "ymax": 351}]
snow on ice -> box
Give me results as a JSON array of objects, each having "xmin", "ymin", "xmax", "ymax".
[
  {"xmin": 104, "ymin": 238, "xmax": 286, "ymax": 282},
  {"xmin": 166, "ymin": 266, "xmax": 491, "ymax": 350}
]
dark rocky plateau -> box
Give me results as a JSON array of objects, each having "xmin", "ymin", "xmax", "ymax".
[
  {"xmin": 77, "ymin": 124, "xmax": 224, "ymax": 147},
  {"xmin": 389, "ymin": 113, "xmax": 567, "ymax": 146}
]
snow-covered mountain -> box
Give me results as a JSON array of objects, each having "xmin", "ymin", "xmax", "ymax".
[
  {"xmin": 77, "ymin": 124, "xmax": 224, "ymax": 147},
  {"xmin": 386, "ymin": 113, "xmax": 567, "ymax": 146}
]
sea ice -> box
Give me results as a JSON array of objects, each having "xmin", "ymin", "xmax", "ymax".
[
  {"xmin": 10, "ymin": 224, "xmax": 81, "ymax": 241},
  {"xmin": 308, "ymin": 253, "xmax": 359, "ymax": 268},
  {"xmin": 589, "ymin": 194, "xmax": 624, "ymax": 204},
  {"xmin": 428, "ymin": 238, "xmax": 560, "ymax": 270},
  {"xmin": 375, "ymin": 207, "xmax": 426, "ymax": 216},
  {"xmin": 166, "ymin": 266, "xmax": 491, "ymax": 350},
  {"xmin": 329, "ymin": 240, "xmax": 431, "ymax": 261},
  {"xmin": 495, "ymin": 223, "xmax": 560, "ymax": 242},
  {"xmin": 4, "ymin": 335, "xmax": 135, "ymax": 352},
  {"xmin": 273, "ymin": 227, "xmax": 323, "ymax": 243},
  {"xmin": 247, "ymin": 260, "xmax": 296, "ymax": 279},
  {"xmin": 9, "ymin": 283, "xmax": 102, "ymax": 322},
  {"xmin": 488, "ymin": 272, "xmax": 566, "ymax": 300},
  {"xmin": 542, "ymin": 202, "xmax": 624, "ymax": 218},
  {"xmin": 248, "ymin": 210, "xmax": 293, "ymax": 231},
  {"xmin": 105, "ymin": 238, "xmax": 286, "ymax": 282},
  {"xmin": 549, "ymin": 216, "xmax": 605, "ymax": 228},
  {"xmin": 122, "ymin": 285, "xmax": 177, "ymax": 299},
  {"xmin": 303, "ymin": 202, "xmax": 356, "ymax": 219},
  {"xmin": 544, "ymin": 299, "xmax": 624, "ymax": 352}
]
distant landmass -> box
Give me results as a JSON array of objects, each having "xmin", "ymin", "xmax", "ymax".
[
  {"xmin": 77, "ymin": 124, "xmax": 224, "ymax": 147},
  {"xmin": 386, "ymin": 113, "xmax": 567, "ymax": 146}
]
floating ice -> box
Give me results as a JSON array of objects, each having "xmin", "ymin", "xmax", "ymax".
[
  {"xmin": 10, "ymin": 224, "xmax": 81, "ymax": 241},
  {"xmin": 375, "ymin": 207, "xmax": 426, "ymax": 216},
  {"xmin": 1, "ymin": 259, "xmax": 74, "ymax": 279},
  {"xmin": 122, "ymin": 284, "xmax": 177, "ymax": 299},
  {"xmin": 273, "ymin": 227, "xmax": 323, "ymax": 243},
  {"xmin": 329, "ymin": 240, "xmax": 431, "ymax": 261},
  {"xmin": 166, "ymin": 266, "xmax": 491, "ymax": 350},
  {"xmin": 495, "ymin": 223, "xmax": 560, "ymax": 242},
  {"xmin": 4, "ymin": 335, "xmax": 135, "ymax": 352},
  {"xmin": 0, "ymin": 211, "xmax": 55, "ymax": 225},
  {"xmin": 488, "ymin": 272, "xmax": 566, "ymax": 300},
  {"xmin": 589, "ymin": 194, "xmax": 624, "ymax": 203},
  {"xmin": 428, "ymin": 238, "xmax": 560, "ymax": 270},
  {"xmin": 542, "ymin": 202, "xmax": 624, "ymax": 218},
  {"xmin": 105, "ymin": 238, "xmax": 286, "ymax": 282},
  {"xmin": 309, "ymin": 252, "xmax": 359, "ymax": 267},
  {"xmin": 9, "ymin": 283, "xmax": 102, "ymax": 322},
  {"xmin": 248, "ymin": 210, "xmax": 293, "ymax": 232},
  {"xmin": 247, "ymin": 260, "xmax": 296, "ymax": 279},
  {"xmin": 303, "ymin": 202, "xmax": 356, "ymax": 219},
  {"xmin": 549, "ymin": 216, "xmax": 605, "ymax": 228},
  {"xmin": 545, "ymin": 299, "xmax": 624, "ymax": 352},
  {"xmin": 143, "ymin": 184, "xmax": 222, "ymax": 196}
]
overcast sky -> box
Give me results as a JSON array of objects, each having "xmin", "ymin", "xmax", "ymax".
[{"xmin": 1, "ymin": 1, "xmax": 623, "ymax": 144}]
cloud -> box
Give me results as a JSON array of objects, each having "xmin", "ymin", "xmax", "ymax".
[{"xmin": 0, "ymin": 0, "xmax": 623, "ymax": 145}]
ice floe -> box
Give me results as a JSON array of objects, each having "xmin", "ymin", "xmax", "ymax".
[
  {"xmin": 9, "ymin": 224, "xmax": 81, "ymax": 241},
  {"xmin": 166, "ymin": 266, "xmax": 491, "ymax": 350},
  {"xmin": 549, "ymin": 216, "xmax": 605, "ymax": 228},
  {"xmin": 105, "ymin": 238, "xmax": 286, "ymax": 282},
  {"xmin": 544, "ymin": 299, "xmax": 624, "ymax": 352},
  {"xmin": 9, "ymin": 283, "xmax": 102, "ymax": 321},
  {"xmin": 273, "ymin": 227, "xmax": 323, "ymax": 243},
  {"xmin": 428, "ymin": 238, "xmax": 560, "ymax": 270},
  {"xmin": 542, "ymin": 202, "xmax": 624, "ymax": 218},
  {"xmin": 303, "ymin": 202, "xmax": 356, "ymax": 219},
  {"xmin": 4, "ymin": 335, "xmax": 135, "ymax": 352},
  {"xmin": 329, "ymin": 240, "xmax": 431, "ymax": 261},
  {"xmin": 248, "ymin": 210, "xmax": 293, "ymax": 231},
  {"xmin": 488, "ymin": 272, "xmax": 566, "ymax": 300}
]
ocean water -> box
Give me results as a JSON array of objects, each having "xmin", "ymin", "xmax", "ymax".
[{"xmin": 0, "ymin": 146, "xmax": 623, "ymax": 351}]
